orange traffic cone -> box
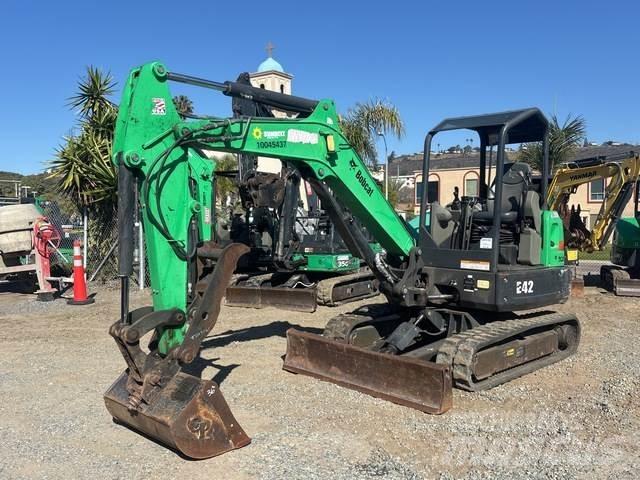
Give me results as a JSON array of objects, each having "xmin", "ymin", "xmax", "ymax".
[{"xmin": 68, "ymin": 240, "xmax": 95, "ymax": 305}]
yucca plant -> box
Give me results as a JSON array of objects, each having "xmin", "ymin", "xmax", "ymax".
[
  {"xmin": 50, "ymin": 67, "xmax": 118, "ymax": 211},
  {"xmin": 173, "ymin": 95, "xmax": 194, "ymax": 118},
  {"xmin": 339, "ymin": 99, "xmax": 405, "ymax": 169},
  {"xmin": 386, "ymin": 177, "xmax": 404, "ymax": 209},
  {"xmin": 520, "ymin": 114, "xmax": 586, "ymax": 171},
  {"xmin": 49, "ymin": 67, "xmax": 119, "ymax": 277}
]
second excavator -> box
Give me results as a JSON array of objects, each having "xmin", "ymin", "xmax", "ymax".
[
  {"xmin": 546, "ymin": 151, "xmax": 640, "ymax": 294},
  {"xmin": 105, "ymin": 62, "xmax": 580, "ymax": 459}
]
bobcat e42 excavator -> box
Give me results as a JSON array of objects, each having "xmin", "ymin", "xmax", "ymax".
[{"xmin": 104, "ymin": 62, "xmax": 580, "ymax": 459}]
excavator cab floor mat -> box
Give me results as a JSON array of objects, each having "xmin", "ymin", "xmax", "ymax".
[
  {"xmin": 282, "ymin": 329, "xmax": 453, "ymax": 414},
  {"xmin": 104, "ymin": 371, "xmax": 250, "ymax": 459}
]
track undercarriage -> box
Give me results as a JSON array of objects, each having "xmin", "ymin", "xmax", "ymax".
[
  {"xmin": 600, "ymin": 264, "xmax": 640, "ymax": 296},
  {"xmin": 225, "ymin": 269, "xmax": 379, "ymax": 312},
  {"xmin": 284, "ymin": 305, "xmax": 580, "ymax": 412}
]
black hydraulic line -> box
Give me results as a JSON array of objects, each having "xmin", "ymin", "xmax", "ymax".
[
  {"xmin": 166, "ymin": 72, "xmax": 228, "ymax": 90},
  {"xmin": 307, "ymin": 178, "xmax": 384, "ymax": 285},
  {"xmin": 117, "ymin": 154, "xmax": 136, "ymax": 324},
  {"xmin": 276, "ymin": 169, "xmax": 301, "ymax": 263},
  {"xmin": 166, "ymin": 71, "xmax": 319, "ymax": 115}
]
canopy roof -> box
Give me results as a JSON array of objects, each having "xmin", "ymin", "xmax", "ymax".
[{"xmin": 429, "ymin": 108, "xmax": 548, "ymax": 145}]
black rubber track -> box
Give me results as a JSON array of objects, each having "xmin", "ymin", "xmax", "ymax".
[{"xmin": 436, "ymin": 312, "xmax": 580, "ymax": 391}]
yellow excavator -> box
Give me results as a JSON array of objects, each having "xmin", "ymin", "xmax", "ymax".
[{"xmin": 546, "ymin": 151, "xmax": 640, "ymax": 272}]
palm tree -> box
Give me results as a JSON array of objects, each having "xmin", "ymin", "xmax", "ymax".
[
  {"xmin": 50, "ymin": 67, "xmax": 118, "ymax": 212},
  {"xmin": 49, "ymin": 67, "xmax": 119, "ymax": 275},
  {"xmin": 386, "ymin": 177, "xmax": 404, "ymax": 209},
  {"xmin": 339, "ymin": 99, "xmax": 405, "ymax": 169},
  {"xmin": 519, "ymin": 114, "xmax": 586, "ymax": 171},
  {"xmin": 173, "ymin": 95, "xmax": 194, "ymax": 118}
]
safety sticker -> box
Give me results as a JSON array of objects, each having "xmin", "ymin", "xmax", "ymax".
[
  {"xmin": 480, "ymin": 237, "xmax": 493, "ymax": 249},
  {"xmin": 460, "ymin": 260, "xmax": 490, "ymax": 271},
  {"xmin": 151, "ymin": 98, "xmax": 166, "ymax": 115}
]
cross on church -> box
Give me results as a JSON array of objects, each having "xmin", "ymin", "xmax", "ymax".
[{"xmin": 265, "ymin": 41, "xmax": 275, "ymax": 57}]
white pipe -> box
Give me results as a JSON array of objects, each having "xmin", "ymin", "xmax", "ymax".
[
  {"xmin": 82, "ymin": 206, "xmax": 88, "ymax": 274},
  {"xmin": 138, "ymin": 220, "xmax": 145, "ymax": 290}
]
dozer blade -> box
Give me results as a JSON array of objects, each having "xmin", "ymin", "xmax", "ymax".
[
  {"xmin": 226, "ymin": 285, "xmax": 317, "ymax": 312},
  {"xmin": 614, "ymin": 278, "xmax": 640, "ymax": 296},
  {"xmin": 104, "ymin": 371, "xmax": 250, "ymax": 459},
  {"xmin": 282, "ymin": 329, "xmax": 452, "ymax": 414}
]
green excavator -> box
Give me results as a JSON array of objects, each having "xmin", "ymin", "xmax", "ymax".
[
  {"xmin": 217, "ymin": 166, "xmax": 379, "ymax": 312},
  {"xmin": 601, "ymin": 176, "xmax": 640, "ymax": 295},
  {"xmin": 104, "ymin": 62, "xmax": 580, "ymax": 459},
  {"xmin": 219, "ymin": 83, "xmax": 379, "ymax": 312}
]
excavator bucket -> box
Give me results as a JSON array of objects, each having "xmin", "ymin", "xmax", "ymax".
[
  {"xmin": 104, "ymin": 371, "xmax": 250, "ymax": 459},
  {"xmin": 104, "ymin": 243, "xmax": 252, "ymax": 459},
  {"xmin": 283, "ymin": 329, "xmax": 453, "ymax": 414}
]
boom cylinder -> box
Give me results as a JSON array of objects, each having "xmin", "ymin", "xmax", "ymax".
[
  {"xmin": 166, "ymin": 71, "xmax": 319, "ymax": 115},
  {"xmin": 117, "ymin": 155, "xmax": 136, "ymax": 324}
]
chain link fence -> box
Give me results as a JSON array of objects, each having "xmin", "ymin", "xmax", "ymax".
[
  {"xmin": 572, "ymin": 248, "xmax": 612, "ymax": 286},
  {"xmin": 40, "ymin": 200, "xmax": 149, "ymax": 288},
  {"xmin": 39, "ymin": 199, "xmax": 615, "ymax": 289},
  {"xmin": 84, "ymin": 212, "xmax": 149, "ymax": 288}
]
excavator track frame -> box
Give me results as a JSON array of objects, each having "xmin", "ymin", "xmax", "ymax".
[
  {"xmin": 225, "ymin": 270, "xmax": 379, "ymax": 312},
  {"xmin": 436, "ymin": 312, "xmax": 580, "ymax": 391}
]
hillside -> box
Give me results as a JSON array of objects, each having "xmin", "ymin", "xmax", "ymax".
[{"xmin": 0, "ymin": 169, "xmax": 76, "ymax": 214}]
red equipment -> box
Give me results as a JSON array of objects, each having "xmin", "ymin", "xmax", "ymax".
[{"xmin": 33, "ymin": 218, "xmax": 60, "ymax": 301}]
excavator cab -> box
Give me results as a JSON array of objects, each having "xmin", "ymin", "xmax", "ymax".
[{"xmin": 417, "ymin": 109, "xmax": 569, "ymax": 311}]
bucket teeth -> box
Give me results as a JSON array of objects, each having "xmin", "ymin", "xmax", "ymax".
[{"xmin": 104, "ymin": 371, "xmax": 250, "ymax": 459}]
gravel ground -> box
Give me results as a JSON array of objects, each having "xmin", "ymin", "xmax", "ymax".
[{"xmin": 1, "ymin": 284, "xmax": 639, "ymax": 479}]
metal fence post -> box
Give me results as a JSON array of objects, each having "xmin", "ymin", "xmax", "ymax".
[
  {"xmin": 83, "ymin": 206, "xmax": 88, "ymax": 271},
  {"xmin": 138, "ymin": 220, "xmax": 145, "ymax": 290}
]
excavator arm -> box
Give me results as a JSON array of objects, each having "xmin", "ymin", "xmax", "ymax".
[{"xmin": 547, "ymin": 152, "xmax": 640, "ymax": 251}]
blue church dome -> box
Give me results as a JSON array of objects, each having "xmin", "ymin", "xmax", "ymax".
[{"xmin": 257, "ymin": 56, "xmax": 284, "ymax": 73}]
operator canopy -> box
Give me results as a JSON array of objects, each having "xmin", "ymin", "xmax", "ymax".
[{"xmin": 430, "ymin": 108, "xmax": 548, "ymax": 145}]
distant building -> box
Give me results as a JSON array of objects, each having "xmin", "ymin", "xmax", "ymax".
[
  {"xmin": 248, "ymin": 43, "xmax": 293, "ymax": 174},
  {"xmin": 249, "ymin": 42, "xmax": 293, "ymax": 102},
  {"xmin": 389, "ymin": 144, "xmax": 639, "ymax": 234}
]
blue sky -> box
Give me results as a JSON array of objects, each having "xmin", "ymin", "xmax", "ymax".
[{"xmin": 1, "ymin": 0, "xmax": 638, "ymax": 174}]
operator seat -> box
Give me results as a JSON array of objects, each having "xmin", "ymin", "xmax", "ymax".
[{"xmin": 474, "ymin": 162, "xmax": 532, "ymax": 224}]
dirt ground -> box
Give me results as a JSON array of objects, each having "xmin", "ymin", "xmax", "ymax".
[{"xmin": 1, "ymin": 283, "xmax": 639, "ymax": 479}]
